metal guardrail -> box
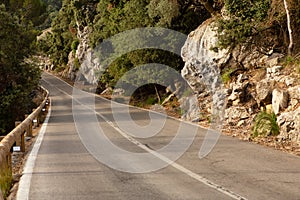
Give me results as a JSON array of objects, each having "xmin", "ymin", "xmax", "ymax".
[{"xmin": 0, "ymin": 86, "xmax": 49, "ymax": 199}]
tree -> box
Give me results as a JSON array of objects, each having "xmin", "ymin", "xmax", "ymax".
[{"xmin": 0, "ymin": 4, "xmax": 40, "ymax": 135}]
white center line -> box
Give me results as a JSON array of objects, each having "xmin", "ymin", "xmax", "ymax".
[{"xmin": 30, "ymin": 73, "xmax": 247, "ymax": 200}]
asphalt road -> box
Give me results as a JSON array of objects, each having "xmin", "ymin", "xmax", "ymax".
[{"xmin": 17, "ymin": 72, "xmax": 300, "ymax": 200}]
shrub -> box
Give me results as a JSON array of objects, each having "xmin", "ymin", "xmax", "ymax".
[
  {"xmin": 0, "ymin": 167, "xmax": 12, "ymax": 198},
  {"xmin": 252, "ymin": 111, "xmax": 280, "ymax": 138},
  {"xmin": 71, "ymin": 39, "xmax": 80, "ymax": 53},
  {"xmin": 221, "ymin": 68, "xmax": 234, "ymax": 84},
  {"xmin": 146, "ymin": 96, "xmax": 156, "ymax": 105},
  {"xmin": 216, "ymin": 0, "xmax": 270, "ymax": 49}
]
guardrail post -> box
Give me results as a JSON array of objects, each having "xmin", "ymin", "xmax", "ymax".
[
  {"xmin": 15, "ymin": 121, "xmax": 21, "ymax": 148},
  {"xmin": 32, "ymin": 109, "xmax": 39, "ymax": 128},
  {"xmin": 15, "ymin": 121, "xmax": 25, "ymax": 152},
  {"xmin": 25, "ymin": 114, "xmax": 33, "ymax": 137}
]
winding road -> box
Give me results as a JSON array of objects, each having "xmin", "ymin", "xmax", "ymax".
[{"xmin": 17, "ymin": 72, "xmax": 300, "ymax": 200}]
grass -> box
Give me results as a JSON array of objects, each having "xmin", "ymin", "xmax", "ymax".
[
  {"xmin": 0, "ymin": 167, "xmax": 12, "ymax": 199},
  {"xmin": 252, "ymin": 111, "xmax": 280, "ymax": 138},
  {"xmin": 221, "ymin": 68, "xmax": 234, "ymax": 84},
  {"xmin": 145, "ymin": 96, "xmax": 156, "ymax": 105}
]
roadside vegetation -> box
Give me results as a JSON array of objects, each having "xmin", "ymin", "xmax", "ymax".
[
  {"xmin": 252, "ymin": 110, "xmax": 280, "ymax": 138},
  {"xmin": 0, "ymin": 167, "xmax": 12, "ymax": 199}
]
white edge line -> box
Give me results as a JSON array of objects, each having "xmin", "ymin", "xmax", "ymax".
[
  {"xmin": 45, "ymin": 73, "xmax": 247, "ymax": 200},
  {"xmin": 16, "ymin": 101, "xmax": 52, "ymax": 200}
]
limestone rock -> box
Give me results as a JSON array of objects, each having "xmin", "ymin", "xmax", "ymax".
[
  {"xmin": 288, "ymin": 86, "xmax": 300, "ymax": 100},
  {"xmin": 264, "ymin": 53, "xmax": 284, "ymax": 67},
  {"xmin": 277, "ymin": 107, "xmax": 300, "ymax": 144},
  {"xmin": 181, "ymin": 19, "xmax": 230, "ymax": 66},
  {"xmin": 266, "ymin": 65, "xmax": 282, "ymax": 78},
  {"xmin": 255, "ymin": 79, "xmax": 273, "ymax": 106},
  {"xmin": 228, "ymin": 74, "xmax": 249, "ymax": 104},
  {"xmin": 225, "ymin": 107, "xmax": 249, "ymax": 123},
  {"xmin": 272, "ymin": 89, "xmax": 289, "ymax": 114},
  {"xmin": 181, "ymin": 19, "xmax": 229, "ymax": 121},
  {"xmin": 179, "ymin": 96, "xmax": 200, "ymax": 122}
]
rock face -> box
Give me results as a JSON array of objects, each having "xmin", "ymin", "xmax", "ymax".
[
  {"xmin": 181, "ymin": 18, "xmax": 300, "ymax": 145},
  {"xmin": 63, "ymin": 24, "xmax": 103, "ymax": 86},
  {"xmin": 277, "ymin": 107, "xmax": 300, "ymax": 143},
  {"xmin": 181, "ymin": 19, "xmax": 228, "ymax": 122}
]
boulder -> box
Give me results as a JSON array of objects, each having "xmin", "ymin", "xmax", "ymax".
[
  {"xmin": 181, "ymin": 19, "xmax": 229, "ymax": 121},
  {"xmin": 264, "ymin": 53, "xmax": 284, "ymax": 67},
  {"xmin": 277, "ymin": 107, "xmax": 300, "ymax": 144},
  {"xmin": 225, "ymin": 107, "xmax": 249, "ymax": 123},
  {"xmin": 255, "ymin": 79, "xmax": 273, "ymax": 106},
  {"xmin": 272, "ymin": 89, "xmax": 289, "ymax": 114},
  {"xmin": 228, "ymin": 74, "xmax": 250, "ymax": 105}
]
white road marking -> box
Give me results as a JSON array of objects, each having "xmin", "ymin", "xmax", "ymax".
[
  {"xmin": 38, "ymin": 73, "xmax": 247, "ymax": 200},
  {"xmin": 16, "ymin": 102, "xmax": 52, "ymax": 200}
]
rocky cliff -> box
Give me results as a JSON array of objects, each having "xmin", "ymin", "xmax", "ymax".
[{"xmin": 181, "ymin": 18, "xmax": 300, "ymax": 150}]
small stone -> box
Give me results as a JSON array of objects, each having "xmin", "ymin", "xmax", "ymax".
[
  {"xmin": 232, "ymin": 99, "xmax": 240, "ymax": 106},
  {"xmin": 237, "ymin": 120, "xmax": 245, "ymax": 127},
  {"xmin": 266, "ymin": 104, "xmax": 273, "ymax": 114},
  {"xmin": 272, "ymin": 89, "xmax": 289, "ymax": 114},
  {"xmin": 271, "ymin": 65, "xmax": 283, "ymax": 73},
  {"xmin": 285, "ymin": 77, "xmax": 294, "ymax": 86},
  {"xmin": 290, "ymin": 99, "xmax": 298, "ymax": 109}
]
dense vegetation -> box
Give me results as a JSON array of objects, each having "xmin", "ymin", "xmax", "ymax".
[
  {"xmin": 38, "ymin": 0, "xmax": 211, "ymax": 89},
  {"xmin": 39, "ymin": 0, "xmax": 300, "ymax": 83},
  {"xmin": 1, "ymin": 0, "xmax": 300, "ymax": 133},
  {"xmin": 0, "ymin": 0, "xmax": 49, "ymax": 135}
]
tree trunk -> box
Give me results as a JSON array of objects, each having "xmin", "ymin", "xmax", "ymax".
[
  {"xmin": 154, "ymin": 85, "xmax": 161, "ymax": 104},
  {"xmin": 283, "ymin": 0, "xmax": 293, "ymax": 55},
  {"xmin": 198, "ymin": 0, "xmax": 217, "ymax": 16}
]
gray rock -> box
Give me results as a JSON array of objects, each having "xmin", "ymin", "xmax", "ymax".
[
  {"xmin": 225, "ymin": 107, "xmax": 249, "ymax": 123},
  {"xmin": 181, "ymin": 19, "xmax": 229, "ymax": 122},
  {"xmin": 288, "ymin": 86, "xmax": 300, "ymax": 100},
  {"xmin": 255, "ymin": 79, "xmax": 273, "ymax": 106},
  {"xmin": 277, "ymin": 106, "xmax": 300, "ymax": 144},
  {"xmin": 272, "ymin": 89, "xmax": 289, "ymax": 114},
  {"xmin": 179, "ymin": 96, "xmax": 200, "ymax": 122},
  {"xmin": 262, "ymin": 53, "xmax": 284, "ymax": 67},
  {"xmin": 266, "ymin": 65, "xmax": 282, "ymax": 75}
]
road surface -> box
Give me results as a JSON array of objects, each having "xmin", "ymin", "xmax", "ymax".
[{"xmin": 17, "ymin": 72, "xmax": 300, "ymax": 200}]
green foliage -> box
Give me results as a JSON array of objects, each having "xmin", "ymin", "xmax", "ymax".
[
  {"xmin": 252, "ymin": 111, "xmax": 280, "ymax": 138},
  {"xmin": 71, "ymin": 39, "xmax": 79, "ymax": 53},
  {"xmin": 3, "ymin": 0, "xmax": 48, "ymax": 26},
  {"xmin": 146, "ymin": 96, "xmax": 156, "ymax": 105},
  {"xmin": 0, "ymin": 167, "xmax": 12, "ymax": 199},
  {"xmin": 147, "ymin": 0, "xmax": 179, "ymax": 26},
  {"xmin": 221, "ymin": 68, "xmax": 234, "ymax": 84},
  {"xmin": 38, "ymin": 0, "xmax": 210, "ymax": 104},
  {"xmin": 73, "ymin": 57, "xmax": 80, "ymax": 71},
  {"xmin": 216, "ymin": 0, "xmax": 270, "ymax": 49},
  {"xmin": 0, "ymin": 4, "xmax": 41, "ymax": 134}
]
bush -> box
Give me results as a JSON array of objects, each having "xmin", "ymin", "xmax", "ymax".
[
  {"xmin": 216, "ymin": 0, "xmax": 270, "ymax": 49},
  {"xmin": 0, "ymin": 167, "xmax": 12, "ymax": 199},
  {"xmin": 221, "ymin": 68, "xmax": 234, "ymax": 84},
  {"xmin": 146, "ymin": 96, "xmax": 156, "ymax": 105},
  {"xmin": 71, "ymin": 39, "xmax": 79, "ymax": 53},
  {"xmin": 252, "ymin": 111, "xmax": 280, "ymax": 138}
]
